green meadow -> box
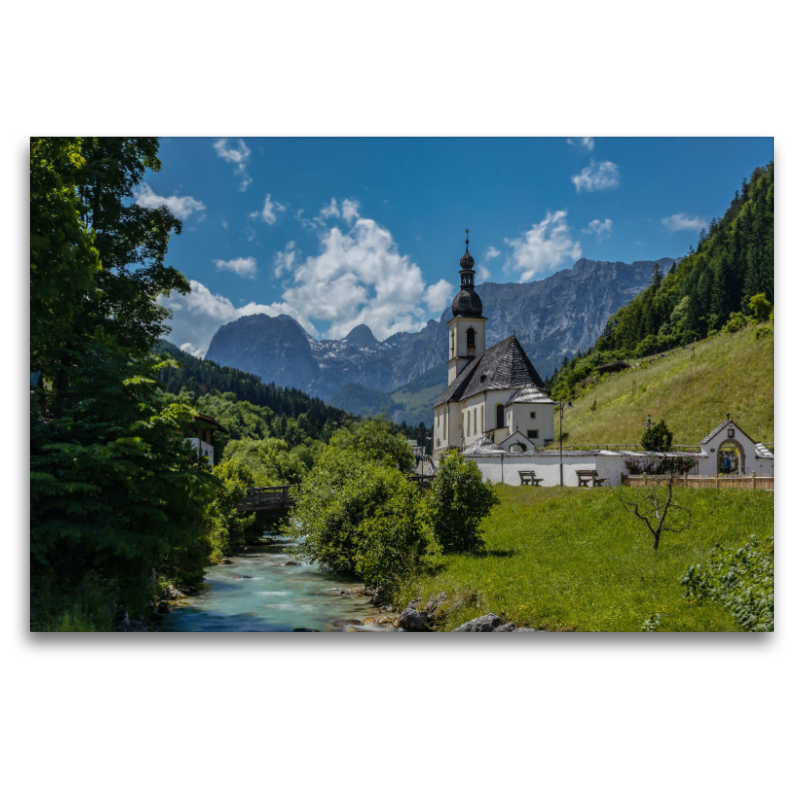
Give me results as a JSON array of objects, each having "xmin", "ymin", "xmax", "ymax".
[{"xmin": 398, "ymin": 484, "xmax": 773, "ymax": 631}]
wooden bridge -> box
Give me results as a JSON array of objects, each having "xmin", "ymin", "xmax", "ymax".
[{"xmin": 236, "ymin": 485, "xmax": 296, "ymax": 513}]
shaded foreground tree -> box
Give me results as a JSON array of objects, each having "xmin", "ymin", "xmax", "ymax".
[
  {"xmin": 30, "ymin": 137, "xmax": 214, "ymax": 625},
  {"xmin": 425, "ymin": 452, "xmax": 499, "ymax": 554},
  {"xmin": 617, "ymin": 479, "xmax": 691, "ymax": 552},
  {"xmin": 641, "ymin": 419, "xmax": 673, "ymax": 452}
]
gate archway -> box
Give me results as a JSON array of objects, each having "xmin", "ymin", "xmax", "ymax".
[{"xmin": 717, "ymin": 440, "xmax": 746, "ymax": 474}]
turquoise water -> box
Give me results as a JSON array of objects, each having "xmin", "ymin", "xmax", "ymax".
[{"xmin": 158, "ymin": 536, "xmax": 399, "ymax": 633}]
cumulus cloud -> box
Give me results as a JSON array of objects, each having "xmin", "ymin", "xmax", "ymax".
[
  {"xmin": 485, "ymin": 246, "xmax": 501, "ymax": 260},
  {"xmin": 213, "ymin": 256, "xmax": 257, "ymax": 278},
  {"xmin": 571, "ymin": 160, "xmax": 620, "ymax": 193},
  {"xmin": 477, "ymin": 266, "xmax": 492, "ymax": 281},
  {"xmin": 318, "ymin": 198, "xmax": 340, "ymax": 219},
  {"xmin": 567, "ymin": 137, "xmax": 595, "ymax": 151},
  {"xmin": 134, "ymin": 183, "xmax": 205, "ymax": 220},
  {"xmin": 249, "ymin": 193, "xmax": 286, "ymax": 225},
  {"xmin": 161, "ymin": 280, "xmax": 310, "ymax": 357},
  {"xmin": 213, "ymin": 138, "xmax": 252, "ymax": 191},
  {"xmin": 662, "ymin": 212, "xmax": 708, "ymax": 232},
  {"xmin": 273, "ymin": 241, "xmax": 298, "ymax": 278},
  {"xmin": 582, "ymin": 218, "xmax": 613, "ymax": 241},
  {"xmin": 504, "ymin": 210, "xmax": 582, "ymax": 281},
  {"xmin": 164, "ymin": 202, "xmax": 462, "ymax": 352},
  {"xmin": 424, "ymin": 279, "xmax": 456, "ymax": 313}
]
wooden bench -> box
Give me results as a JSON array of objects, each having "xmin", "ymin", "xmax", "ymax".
[
  {"xmin": 576, "ymin": 469, "xmax": 607, "ymax": 487},
  {"xmin": 519, "ymin": 470, "xmax": 544, "ymax": 487}
]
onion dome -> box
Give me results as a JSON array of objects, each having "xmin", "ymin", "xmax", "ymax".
[{"xmin": 451, "ymin": 229, "xmax": 483, "ymax": 318}]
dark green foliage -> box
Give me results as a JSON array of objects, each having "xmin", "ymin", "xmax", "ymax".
[
  {"xmin": 157, "ymin": 340, "xmax": 353, "ymax": 437},
  {"xmin": 641, "ymin": 419, "xmax": 673, "ymax": 451},
  {"xmin": 548, "ymin": 162, "xmax": 773, "ymax": 400},
  {"xmin": 680, "ymin": 535, "xmax": 774, "ymax": 631},
  {"xmin": 203, "ymin": 459, "xmax": 261, "ymax": 558},
  {"xmin": 424, "ymin": 452, "xmax": 499, "ymax": 553},
  {"xmin": 292, "ymin": 422, "xmax": 426, "ymax": 596},
  {"xmin": 30, "ymin": 137, "xmax": 214, "ymax": 621}
]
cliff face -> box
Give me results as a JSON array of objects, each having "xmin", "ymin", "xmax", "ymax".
[{"xmin": 203, "ymin": 258, "xmax": 675, "ymax": 417}]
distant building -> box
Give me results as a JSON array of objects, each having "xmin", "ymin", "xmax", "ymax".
[
  {"xmin": 187, "ymin": 413, "xmax": 227, "ymax": 467},
  {"xmin": 432, "ymin": 233, "xmax": 554, "ymax": 464}
]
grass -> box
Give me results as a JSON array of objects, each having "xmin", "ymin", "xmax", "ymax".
[
  {"xmin": 554, "ymin": 324, "xmax": 773, "ymax": 447},
  {"xmin": 398, "ymin": 484, "xmax": 774, "ymax": 631}
]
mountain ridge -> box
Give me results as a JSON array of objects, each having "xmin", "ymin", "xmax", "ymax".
[{"xmin": 203, "ymin": 257, "xmax": 676, "ymax": 422}]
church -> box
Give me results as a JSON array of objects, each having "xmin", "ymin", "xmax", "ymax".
[
  {"xmin": 431, "ymin": 235, "xmax": 773, "ymax": 488},
  {"xmin": 432, "ymin": 234, "xmax": 555, "ymax": 465}
]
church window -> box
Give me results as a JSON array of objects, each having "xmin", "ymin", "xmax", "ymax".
[
  {"xmin": 495, "ymin": 404, "xmax": 504, "ymax": 430},
  {"xmin": 450, "ymin": 329, "xmax": 455, "ymax": 357},
  {"xmin": 527, "ymin": 429, "xmax": 539, "ymax": 440},
  {"xmin": 529, "ymin": 411, "xmax": 536, "ymax": 419},
  {"xmin": 466, "ymin": 411, "xmax": 471, "ymax": 437},
  {"xmin": 481, "ymin": 405, "xmax": 484, "ymax": 433},
  {"xmin": 473, "ymin": 407, "xmax": 477, "ymax": 435},
  {"xmin": 466, "ymin": 327, "xmax": 476, "ymax": 354}
]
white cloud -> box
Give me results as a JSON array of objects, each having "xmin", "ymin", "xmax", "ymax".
[
  {"xmin": 485, "ymin": 246, "xmax": 501, "ymax": 260},
  {"xmin": 319, "ymin": 198, "xmax": 339, "ymax": 219},
  {"xmin": 504, "ymin": 210, "xmax": 582, "ymax": 281},
  {"xmin": 164, "ymin": 203, "xmax": 459, "ymax": 352},
  {"xmin": 250, "ymin": 193, "xmax": 285, "ymax": 225},
  {"xmin": 662, "ymin": 212, "xmax": 708, "ymax": 232},
  {"xmin": 424, "ymin": 279, "xmax": 456, "ymax": 313},
  {"xmin": 571, "ymin": 160, "xmax": 620, "ymax": 193},
  {"xmin": 213, "ymin": 138, "xmax": 252, "ymax": 191},
  {"xmin": 213, "ymin": 256, "xmax": 257, "ymax": 278},
  {"xmin": 567, "ymin": 137, "xmax": 595, "ymax": 152},
  {"xmin": 134, "ymin": 183, "xmax": 205, "ymax": 220},
  {"xmin": 273, "ymin": 241, "xmax": 298, "ymax": 278},
  {"xmin": 477, "ymin": 266, "xmax": 492, "ymax": 281},
  {"xmin": 582, "ymin": 218, "xmax": 613, "ymax": 241},
  {"xmin": 161, "ymin": 280, "xmax": 312, "ymax": 357},
  {"xmin": 341, "ymin": 199, "xmax": 360, "ymax": 222}
]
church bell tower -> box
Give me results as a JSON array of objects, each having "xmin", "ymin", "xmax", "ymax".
[{"xmin": 448, "ymin": 230, "xmax": 486, "ymax": 385}]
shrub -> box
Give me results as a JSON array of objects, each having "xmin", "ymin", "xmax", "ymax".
[
  {"xmin": 680, "ymin": 535, "xmax": 773, "ymax": 631},
  {"xmin": 747, "ymin": 293, "xmax": 772, "ymax": 323},
  {"xmin": 292, "ymin": 430, "xmax": 427, "ymax": 596},
  {"xmin": 641, "ymin": 419, "xmax": 673, "ymax": 452},
  {"xmin": 424, "ymin": 452, "xmax": 499, "ymax": 553},
  {"xmin": 722, "ymin": 311, "xmax": 748, "ymax": 335}
]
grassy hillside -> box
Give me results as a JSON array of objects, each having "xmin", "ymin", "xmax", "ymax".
[
  {"xmin": 554, "ymin": 323, "xmax": 773, "ymax": 447},
  {"xmin": 398, "ymin": 485, "xmax": 773, "ymax": 632}
]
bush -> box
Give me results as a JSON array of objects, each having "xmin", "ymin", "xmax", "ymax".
[
  {"xmin": 680, "ymin": 535, "xmax": 773, "ymax": 631},
  {"xmin": 641, "ymin": 419, "xmax": 673, "ymax": 452},
  {"xmin": 722, "ymin": 311, "xmax": 748, "ymax": 335},
  {"xmin": 292, "ymin": 426, "xmax": 427, "ymax": 597},
  {"xmin": 424, "ymin": 452, "xmax": 499, "ymax": 553},
  {"xmin": 203, "ymin": 458, "xmax": 260, "ymax": 561},
  {"xmin": 747, "ymin": 293, "xmax": 772, "ymax": 323}
]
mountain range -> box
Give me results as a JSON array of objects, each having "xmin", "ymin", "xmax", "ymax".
[{"xmin": 204, "ymin": 257, "xmax": 677, "ymax": 424}]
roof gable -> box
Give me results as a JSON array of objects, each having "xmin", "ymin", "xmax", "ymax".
[
  {"xmin": 435, "ymin": 335, "xmax": 546, "ymax": 406},
  {"xmin": 701, "ymin": 419, "xmax": 756, "ymax": 446}
]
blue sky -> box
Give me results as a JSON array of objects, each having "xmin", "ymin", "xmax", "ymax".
[{"xmin": 148, "ymin": 137, "xmax": 773, "ymax": 355}]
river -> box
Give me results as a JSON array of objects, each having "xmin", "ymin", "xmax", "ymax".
[{"xmin": 158, "ymin": 536, "xmax": 400, "ymax": 632}]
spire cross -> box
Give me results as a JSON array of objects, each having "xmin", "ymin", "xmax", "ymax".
[{"xmin": 465, "ymin": 228, "xmax": 470, "ymax": 252}]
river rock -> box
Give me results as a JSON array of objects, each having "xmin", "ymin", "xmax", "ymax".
[
  {"xmin": 164, "ymin": 584, "xmax": 184, "ymax": 600},
  {"xmin": 332, "ymin": 619, "xmax": 363, "ymax": 628},
  {"xmin": 423, "ymin": 592, "xmax": 448, "ymax": 618},
  {"xmin": 453, "ymin": 613, "xmax": 504, "ymax": 632},
  {"xmin": 398, "ymin": 601, "xmax": 434, "ymax": 632},
  {"xmin": 281, "ymin": 561, "xmax": 302, "ymax": 566}
]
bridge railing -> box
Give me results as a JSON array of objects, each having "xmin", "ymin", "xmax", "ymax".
[{"xmin": 237, "ymin": 485, "xmax": 296, "ymax": 510}]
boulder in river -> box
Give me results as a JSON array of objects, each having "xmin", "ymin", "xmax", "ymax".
[
  {"xmin": 453, "ymin": 613, "xmax": 504, "ymax": 632},
  {"xmin": 398, "ymin": 600, "xmax": 434, "ymax": 632}
]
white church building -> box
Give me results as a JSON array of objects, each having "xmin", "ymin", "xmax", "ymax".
[{"xmin": 432, "ymin": 235, "xmax": 774, "ymax": 487}]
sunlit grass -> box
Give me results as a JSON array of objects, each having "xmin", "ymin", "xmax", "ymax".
[
  {"xmin": 552, "ymin": 326, "xmax": 773, "ymax": 447},
  {"xmin": 399, "ymin": 484, "xmax": 774, "ymax": 631}
]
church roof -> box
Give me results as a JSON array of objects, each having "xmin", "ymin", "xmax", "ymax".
[
  {"xmin": 435, "ymin": 334, "xmax": 547, "ymax": 406},
  {"xmin": 508, "ymin": 385, "xmax": 554, "ymax": 404},
  {"xmin": 463, "ymin": 436, "xmax": 505, "ymax": 455}
]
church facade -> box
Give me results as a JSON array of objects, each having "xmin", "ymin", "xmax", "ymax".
[
  {"xmin": 431, "ymin": 236, "xmax": 774, "ymax": 487},
  {"xmin": 432, "ymin": 235, "xmax": 555, "ymax": 465}
]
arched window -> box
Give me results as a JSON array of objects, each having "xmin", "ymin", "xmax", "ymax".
[
  {"xmin": 450, "ymin": 329, "xmax": 455, "ymax": 357},
  {"xmin": 495, "ymin": 403, "xmax": 504, "ymax": 430},
  {"xmin": 466, "ymin": 327, "xmax": 476, "ymax": 354}
]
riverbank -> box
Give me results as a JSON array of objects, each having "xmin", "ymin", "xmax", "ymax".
[
  {"xmin": 394, "ymin": 485, "xmax": 773, "ymax": 632},
  {"xmin": 157, "ymin": 535, "xmax": 400, "ymax": 632}
]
